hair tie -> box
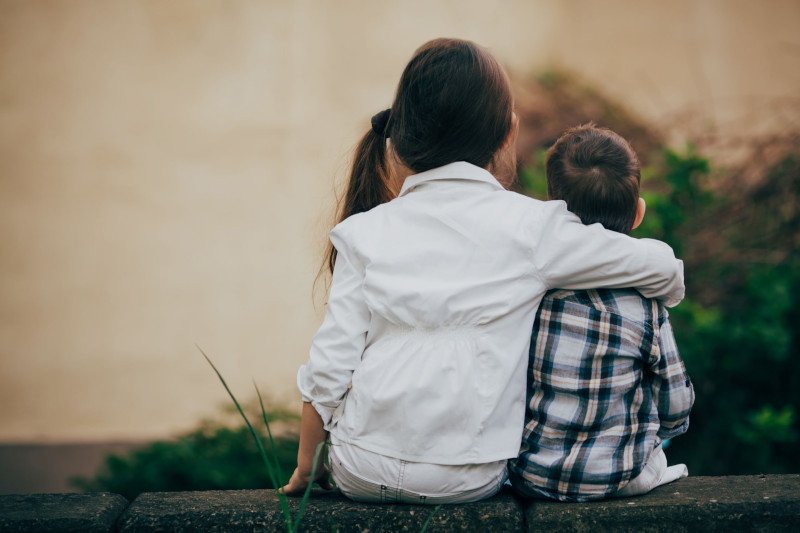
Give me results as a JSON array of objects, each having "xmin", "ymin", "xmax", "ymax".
[{"xmin": 371, "ymin": 108, "xmax": 391, "ymax": 137}]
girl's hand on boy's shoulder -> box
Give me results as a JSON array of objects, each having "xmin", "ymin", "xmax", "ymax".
[{"xmin": 279, "ymin": 465, "xmax": 334, "ymax": 497}]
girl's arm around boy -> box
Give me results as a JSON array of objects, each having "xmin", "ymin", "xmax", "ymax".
[{"xmin": 527, "ymin": 200, "xmax": 685, "ymax": 307}]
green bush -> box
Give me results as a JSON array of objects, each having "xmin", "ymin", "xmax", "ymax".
[{"xmin": 72, "ymin": 412, "xmax": 299, "ymax": 500}]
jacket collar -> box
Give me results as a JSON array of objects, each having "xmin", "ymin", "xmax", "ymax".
[{"xmin": 398, "ymin": 161, "xmax": 504, "ymax": 197}]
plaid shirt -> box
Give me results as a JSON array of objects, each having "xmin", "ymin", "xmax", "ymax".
[{"xmin": 508, "ymin": 288, "xmax": 694, "ymax": 502}]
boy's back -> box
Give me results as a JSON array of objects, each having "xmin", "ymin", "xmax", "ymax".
[
  {"xmin": 508, "ymin": 287, "xmax": 693, "ymax": 501},
  {"xmin": 510, "ymin": 123, "xmax": 695, "ymax": 501}
]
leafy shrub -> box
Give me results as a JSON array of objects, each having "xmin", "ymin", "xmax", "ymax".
[{"xmin": 72, "ymin": 410, "xmax": 299, "ymax": 500}]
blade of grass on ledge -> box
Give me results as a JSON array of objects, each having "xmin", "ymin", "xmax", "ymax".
[
  {"xmin": 255, "ymin": 381, "xmax": 285, "ymax": 485},
  {"xmin": 197, "ymin": 345, "xmax": 295, "ymax": 532},
  {"xmin": 421, "ymin": 504, "xmax": 443, "ymax": 532},
  {"xmin": 292, "ymin": 441, "xmax": 326, "ymax": 532},
  {"xmin": 196, "ymin": 346, "xmax": 281, "ymax": 488}
]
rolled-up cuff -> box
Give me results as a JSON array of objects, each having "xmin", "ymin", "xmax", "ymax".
[
  {"xmin": 640, "ymin": 240, "xmax": 685, "ymax": 308},
  {"xmin": 297, "ymin": 364, "xmax": 339, "ymax": 431},
  {"xmin": 661, "ymin": 258, "xmax": 685, "ymax": 308},
  {"xmin": 657, "ymin": 418, "xmax": 690, "ymax": 440}
]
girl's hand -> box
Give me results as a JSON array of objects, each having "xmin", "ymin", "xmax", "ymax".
[
  {"xmin": 281, "ymin": 403, "xmax": 333, "ymax": 496},
  {"xmin": 279, "ymin": 464, "xmax": 334, "ymax": 497}
]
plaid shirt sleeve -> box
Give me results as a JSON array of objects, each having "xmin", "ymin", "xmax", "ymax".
[{"xmin": 650, "ymin": 307, "xmax": 695, "ymax": 439}]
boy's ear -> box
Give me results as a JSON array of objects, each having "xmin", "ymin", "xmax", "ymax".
[{"xmin": 631, "ymin": 197, "xmax": 646, "ymax": 230}]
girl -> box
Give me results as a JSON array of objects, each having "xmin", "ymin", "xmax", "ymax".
[{"xmin": 280, "ymin": 38, "xmax": 684, "ymax": 504}]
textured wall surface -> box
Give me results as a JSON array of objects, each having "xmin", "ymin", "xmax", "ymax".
[{"xmin": 1, "ymin": 0, "xmax": 799, "ymax": 441}]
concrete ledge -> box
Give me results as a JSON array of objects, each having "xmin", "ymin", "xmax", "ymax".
[
  {"xmin": 0, "ymin": 492, "xmax": 129, "ymax": 533},
  {"xmin": 527, "ymin": 475, "xmax": 800, "ymax": 532},
  {"xmin": 2, "ymin": 476, "xmax": 798, "ymax": 532},
  {"xmin": 116, "ymin": 489, "xmax": 524, "ymax": 532}
]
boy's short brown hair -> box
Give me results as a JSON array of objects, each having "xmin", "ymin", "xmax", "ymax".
[{"xmin": 545, "ymin": 123, "xmax": 640, "ymax": 234}]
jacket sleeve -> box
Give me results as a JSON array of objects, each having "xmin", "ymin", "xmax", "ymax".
[
  {"xmin": 529, "ymin": 201, "xmax": 685, "ymax": 307},
  {"xmin": 296, "ymin": 222, "xmax": 370, "ymax": 430},
  {"xmin": 649, "ymin": 309, "xmax": 695, "ymax": 439}
]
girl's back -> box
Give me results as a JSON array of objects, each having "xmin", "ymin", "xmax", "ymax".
[{"xmin": 322, "ymin": 162, "xmax": 545, "ymax": 464}]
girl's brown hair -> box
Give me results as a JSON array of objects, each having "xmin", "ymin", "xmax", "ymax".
[{"xmin": 325, "ymin": 38, "xmax": 514, "ymax": 274}]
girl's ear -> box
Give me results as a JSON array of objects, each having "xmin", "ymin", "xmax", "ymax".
[
  {"xmin": 505, "ymin": 112, "xmax": 519, "ymax": 149},
  {"xmin": 491, "ymin": 111, "xmax": 520, "ymax": 188},
  {"xmin": 631, "ymin": 197, "xmax": 647, "ymax": 230}
]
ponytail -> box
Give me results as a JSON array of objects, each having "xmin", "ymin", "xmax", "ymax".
[{"xmin": 325, "ymin": 118, "xmax": 391, "ymax": 275}]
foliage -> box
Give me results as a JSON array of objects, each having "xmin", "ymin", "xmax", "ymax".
[
  {"xmin": 513, "ymin": 70, "xmax": 663, "ymax": 171},
  {"xmin": 71, "ymin": 419, "xmax": 299, "ymax": 501},
  {"xmin": 520, "ymin": 141, "xmax": 800, "ymax": 475}
]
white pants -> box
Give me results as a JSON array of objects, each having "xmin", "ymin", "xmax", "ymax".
[
  {"xmin": 613, "ymin": 445, "xmax": 688, "ymax": 497},
  {"xmin": 329, "ymin": 436, "xmax": 507, "ymax": 504}
]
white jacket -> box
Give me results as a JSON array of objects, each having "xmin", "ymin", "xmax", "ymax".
[{"xmin": 298, "ymin": 162, "xmax": 684, "ymax": 465}]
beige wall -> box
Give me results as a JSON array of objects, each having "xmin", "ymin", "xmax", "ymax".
[{"xmin": 1, "ymin": 0, "xmax": 798, "ymax": 441}]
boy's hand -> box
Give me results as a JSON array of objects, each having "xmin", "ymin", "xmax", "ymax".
[{"xmin": 279, "ymin": 465, "xmax": 334, "ymax": 497}]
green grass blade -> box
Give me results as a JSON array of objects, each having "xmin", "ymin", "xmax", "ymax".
[
  {"xmin": 292, "ymin": 440, "xmax": 326, "ymax": 532},
  {"xmin": 254, "ymin": 381, "xmax": 285, "ymax": 485},
  {"xmin": 420, "ymin": 504, "xmax": 442, "ymax": 532},
  {"xmin": 196, "ymin": 345, "xmax": 295, "ymax": 532},
  {"xmin": 197, "ymin": 345, "xmax": 279, "ymax": 486}
]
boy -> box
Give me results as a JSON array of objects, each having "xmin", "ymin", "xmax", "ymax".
[{"xmin": 508, "ymin": 124, "xmax": 695, "ymax": 502}]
